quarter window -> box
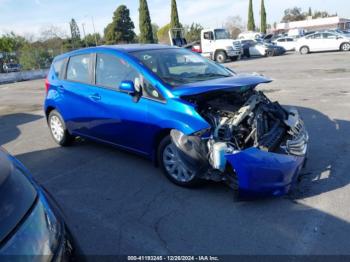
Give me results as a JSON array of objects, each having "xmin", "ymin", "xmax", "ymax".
[
  {"xmin": 52, "ymin": 59, "xmax": 64, "ymax": 79},
  {"xmin": 66, "ymin": 54, "xmax": 92, "ymax": 83}
]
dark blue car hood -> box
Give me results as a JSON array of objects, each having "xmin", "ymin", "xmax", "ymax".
[
  {"xmin": 0, "ymin": 148, "xmax": 37, "ymax": 244},
  {"xmin": 171, "ymin": 74, "xmax": 272, "ymax": 97}
]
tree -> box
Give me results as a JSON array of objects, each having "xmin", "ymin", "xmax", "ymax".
[
  {"xmin": 260, "ymin": 0, "xmax": 267, "ymax": 34},
  {"xmin": 83, "ymin": 33, "xmax": 103, "ymax": 47},
  {"xmin": 308, "ymin": 7, "xmax": 312, "ymax": 17},
  {"xmin": 104, "ymin": 5, "xmax": 136, "ymax": 44},
  {"xmin": 281, "ymin": 7, "xmax": 306, "ymax": 22},
  {"xmin": 139, "ymin": 0, "xmax": 154, "ymax": 43},
  {"xmin": 69, "ymin": 19, "xmax": 81, "ymax": 48},
  {"xmin": 185, "ymin": 23, "xmax": 203, "ymax": 42},
  {"xmin": 152, "ymin": 23, "xmax": 159, "ymax": 43},
  {"xmin": 170, "ymin": 0, "xmax": 181, "ymax": 28},
  {"xmin": 224, "ymin": 16, "xmax": 244, "ymax": 39},
  {"xmin": 0, "ymin": 33, "xmax": 26, "ymax": 53},
  {"xmin": 157, "ymin": 24, "xmax": 171, "ymax": 44},
  {"xmin": 247, "ymin": 0, "xmax": 255, "ymax": 31},
  {"xmin": 312, "ymin": 10, "xmax": 336, "ymax": 19}
]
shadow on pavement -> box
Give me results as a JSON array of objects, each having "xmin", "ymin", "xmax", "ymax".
[
  {"xmin": 0, "ymin": 113, "xmax": 43, "ymax": 145},
  {"xmin": 4, "ymin": 106, "xmax": 350, "ymax": 254}
]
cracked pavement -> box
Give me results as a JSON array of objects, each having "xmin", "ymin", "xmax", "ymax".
[{"xmin": 1, "ymin": 51, "xmax": 350, "ymax": 256}]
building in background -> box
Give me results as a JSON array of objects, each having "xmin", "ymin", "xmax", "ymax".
[{"xmin": 276, "ymin": 16, "xmax": 350, "ymax": 34}]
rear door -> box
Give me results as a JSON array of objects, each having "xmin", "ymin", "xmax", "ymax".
[
  {"xmin": 322, "ymin": 33, "xmax": 340, "ymax": 51},
  {"xmin": 57, "ymin": 53, "xmax": 99, "ymax": 137},
  {"xmin": 285, "ymin": 38, "xmax": 296, "ymax": 51}
]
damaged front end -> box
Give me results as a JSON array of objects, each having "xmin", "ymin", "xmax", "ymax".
[{"xmin": 170, "ymin": 87, "xmax": 308, "ymax": 197}]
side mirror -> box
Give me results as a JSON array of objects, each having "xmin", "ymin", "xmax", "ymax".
[{"xmin": 119, "ymin": 80, "xmax": 135, "ymax": 95}]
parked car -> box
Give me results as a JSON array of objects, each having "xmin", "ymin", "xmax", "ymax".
[
  {"xmin": 273, "ymin": 37, "xmax": 297, "ymax": 51},
  {"xmin": 0, "ymin": 147, "xmax": 77, "ymax": 259},
  {"xmin": 296, "ymin": 32, "xmax": 350, "ymax": 54},
  {"xmin": 44, "ymin": 44, "xmax": 308, "ymax": 197},
  {"xmin": 240, "ymin": 40, "xmax": 286, "ymax": 57},
  {"xmin": 2, "ymin": 62, "xmax": 21, "ymax": 73}
]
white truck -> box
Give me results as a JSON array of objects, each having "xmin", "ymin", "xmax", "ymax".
[{"xmin": 169, "ymin": 28, "xmax": 242, "ymax": 63}]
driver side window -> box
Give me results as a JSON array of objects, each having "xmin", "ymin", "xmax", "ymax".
[
  {"xmin": 96, "ymin": 53, "xmax": 139, "ymax": 89},
  {"xmin": 203, "ymin": 32, "xmax": 213, "ymax": 40},
  {"xmin": 95, "ymin": 53, "xmax": 164, "ymax": 101}
]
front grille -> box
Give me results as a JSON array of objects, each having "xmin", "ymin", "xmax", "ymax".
[{"xmin": 233, "ymin": 41, "xmax": 241, "ymax": 50}]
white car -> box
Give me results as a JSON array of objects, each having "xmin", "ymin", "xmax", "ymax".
[
  {"xmin": 273, "ymin": 37, "xmax": 296, "ymax": 51},
  {"xmin": 296, "ymin": 32, "xmax": 350, "ymax": 54}
]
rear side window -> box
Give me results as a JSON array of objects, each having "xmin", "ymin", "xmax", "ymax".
[
  {"xmin": 66, "ymin": 54, "xmax": 92, "ymax": 84},
  {"xmin": 322, "ymin": 33, "xmax": 337, "ymax": 39},
  {"xmin": 96, "ymin": 53, "xmax": 139, "ymax": 89},
  {"xmin": 52, "ymin": 59, "xmax": 64, "ymax": 79}
]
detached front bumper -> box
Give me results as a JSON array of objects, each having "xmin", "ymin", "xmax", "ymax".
[{"xmin": 225, "ymin": 147, "xmax": 307, "ymax": 197}]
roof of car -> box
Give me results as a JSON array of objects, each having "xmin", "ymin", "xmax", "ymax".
[
  {"xmin": 54, "ymin": 44, "xmax": 176, "ymax": 61},
  {"xmin": 103, "ymin": 44, "xmax": 175, "ymax": 52}
]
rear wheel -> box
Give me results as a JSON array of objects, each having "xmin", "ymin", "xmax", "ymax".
[
  {"xmin": 158, "ymin": 136, "xmax": 200, "ymax": 187},
  {"xmin": 215, "ymin": 51, "xmax": 227, "ymax": 63},
  {"xmin": 300, "ymin": 46, "xmax": 309, "ymax": 55},
  {"xmin": 48, "ymin": 110, "xmax": 74, "ymax": 146},
  {"xmin": 340, "ymin": 43, "xmax": 350, "ymax": 51}
]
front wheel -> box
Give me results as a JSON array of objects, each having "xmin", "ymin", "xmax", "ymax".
[
  {"xmin": 158, "ymin": 136, "xmax": 200, "ymax": 187},
  {"xmin": 340, "ymin": 43, "xmax": 350, "ymax": 51},
  {"xmin": 266, "ymin": 50, "xmax": 274, "ymax": 57},
  {"xmin": 48, "ymin": 110, "xmax": 74, "ymax": 146},
  {"xmin": 215, "ymin": 51, "xmax": 227, "ymax": 63}
]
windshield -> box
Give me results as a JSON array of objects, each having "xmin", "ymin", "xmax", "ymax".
[
  {"xmin": 214, "ymin": 29, "xmax": 230, "ymax": 40},
  {"xmin": 131, "ymin": 48, "xmax": 234, "ymax": 87}
]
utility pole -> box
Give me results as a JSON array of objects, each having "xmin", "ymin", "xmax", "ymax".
[
  {"xmin": 91, "ymin": 16, "xmax": 98, "ymax": 46},
  {"xmin": 81, "ymin": 23, "xmax": 88, "ymax": 47}
]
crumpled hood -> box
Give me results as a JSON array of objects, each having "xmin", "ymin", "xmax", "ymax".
[{"xmin": 172, "ymin": 74, "xmax": 272, "ymax": 97}]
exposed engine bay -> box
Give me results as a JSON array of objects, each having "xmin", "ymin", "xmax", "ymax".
[{"xmin": 170, "ymin": 88, "xmax": 309, "ymax": 187}]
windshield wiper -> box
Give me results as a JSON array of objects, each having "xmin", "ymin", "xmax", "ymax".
[{"xmin": 185, "ymin": 73, "xmax": 231, "ymax": 78}]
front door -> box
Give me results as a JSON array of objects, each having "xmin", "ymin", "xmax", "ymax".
[{"xmin": 89, "ymin": 52, "xmax": 149, "ymax": 154}]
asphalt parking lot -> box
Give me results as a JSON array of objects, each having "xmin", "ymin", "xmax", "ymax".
[{"xmin": 1, "ymin": 51, "xmax": 350, "ymax": 256}]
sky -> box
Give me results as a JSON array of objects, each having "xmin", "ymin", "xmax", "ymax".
[{"xmin": 0, "ymin": 0, "xmax": 349, "ymax": 39}]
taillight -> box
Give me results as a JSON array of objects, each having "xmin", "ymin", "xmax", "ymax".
[{"xmin": 45, "ymin": 78, "xmax": 50, "ymax": 93}]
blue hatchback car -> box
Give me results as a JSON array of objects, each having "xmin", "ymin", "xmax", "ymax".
[{"xmin": 44, "ymin": 44, "xmax": 308, "ymax": 196}]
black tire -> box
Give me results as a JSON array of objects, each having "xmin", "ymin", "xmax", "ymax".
[
  {"xmin": 48, "ymin": 110, "xmax": 74, "ymax": 146},
  {"xmin": 340, "ymin": 42, "xmax": 350, "ymax": 52},
  {"xmin": 157, "ymin": 135, "xmax": 200, "ymax": 187},
  {"xmin": 266, "ymin": 50, "xmax": 274, "ymax": 57},
  {"xmin": 215, "ymin": 51, "xmax": 227, "ymax": 63},
  {"xmin": 299, "ymin": 46, "xmax": 309, "ymax": 55}
]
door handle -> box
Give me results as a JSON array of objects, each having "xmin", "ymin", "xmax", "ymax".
[
  {"xmin": 57, "ymin": 85, "xmax": 64, "ymax": 91},
  {"xmin": 89, "ymin": 93, "xmax": 101, "ymax": 101}
]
